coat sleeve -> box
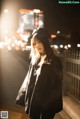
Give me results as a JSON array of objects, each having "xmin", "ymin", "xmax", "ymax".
[{"xmin": 16, "ymin": 64, "xmax": 33, "ymax": 106}]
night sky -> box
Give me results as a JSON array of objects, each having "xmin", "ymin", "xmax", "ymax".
[{"xmin": 1, "ymin": 0, "xmax": 80, "ymax": 34}]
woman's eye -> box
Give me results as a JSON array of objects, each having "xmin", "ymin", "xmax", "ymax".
[{"xmin": 33, "ymin": 43, "xmax": 36, "ymax": 46}]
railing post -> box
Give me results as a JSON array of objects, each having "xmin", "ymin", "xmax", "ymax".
[{"xmin": 64, "ymin": 49, "xmax": 80, "ymax": 103}]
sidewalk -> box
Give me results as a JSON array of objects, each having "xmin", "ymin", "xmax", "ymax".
[
  {"xmin": 63, "ymin": 95, "xmax": 80, "ymax": 119},
  {"xmin": 0, "ymin": 95, "xmax": 80, "ymax": 119},
  {"xmin": 55, "ymin": 110, "xmax": 71, "ymax": 119}
]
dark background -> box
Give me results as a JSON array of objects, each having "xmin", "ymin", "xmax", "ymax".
[{"xmin": 1, "ymin": 0, "xmax": 80, "ymax": 34}]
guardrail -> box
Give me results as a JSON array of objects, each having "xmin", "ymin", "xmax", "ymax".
[{"xmin": 64, "ymin": 50, "xmax": 80, "ymax": 103}]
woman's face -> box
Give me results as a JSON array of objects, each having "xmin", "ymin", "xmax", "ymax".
[{"xmin": 31, "ymin": 36, "xmax": 45, "ymax": 55}]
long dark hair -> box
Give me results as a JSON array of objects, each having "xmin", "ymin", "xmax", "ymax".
[{"xmin": 30, "ymin": 28, "xmax": 53, "ymax": 65}]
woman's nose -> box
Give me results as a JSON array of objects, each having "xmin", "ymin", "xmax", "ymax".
[{"xmin": 35, "ymin": 44, "xmax": 39, "ymax": 48}]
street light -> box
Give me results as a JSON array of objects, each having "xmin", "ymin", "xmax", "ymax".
[
  {"xmin": 4, "ymin": 9, "xmax": 8, "ymax": 13},
  {"xmin": 57, "ymin": 30, "xmax": 60, "ymax": 34}
]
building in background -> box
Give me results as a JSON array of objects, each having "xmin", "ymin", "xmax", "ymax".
[{"xmin": 16, "ymin": 9, "xmax": 44, "ymax": 42}]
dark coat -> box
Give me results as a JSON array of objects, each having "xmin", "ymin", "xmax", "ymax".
[{"xmin": 16, "ymin": 54, "xmax": 63, "ymax": 116}]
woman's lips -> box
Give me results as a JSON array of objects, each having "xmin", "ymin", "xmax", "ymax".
[{"xmin": 38, "ymin": 48, "xmax": 41, "ymax": 50}]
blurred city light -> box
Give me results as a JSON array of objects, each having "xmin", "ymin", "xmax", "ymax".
[
  {"xmin": 34, "ymin": 9, "xmax": 40, "ymax": 13},
  {"xmin": 0, "ymin": 42, "xmax": 4, "ymax": 49},
  {"xmin": 1, "ymin": 0, "xmax": 18, "ymax": 42},
  {"xmin": 56, "ymin": 30, "xmax": 60, "ymax": 34},
  {"xmin": 68, "ymin": 44, "xmax": 71, "ymax": 48},
  {"xmin": 0, "ymin": 3, "xmax": 79, "ymax": 52},
  {"xmin": 51, "ymin": 34, "xmax": 57, "ymax": 38},
  {"xmin": 60, "ymin": 44, "xmax": 63, "ymax": 48},
  {"xmin": 53, "ymin": 45, "xmax": 58, "ymax": 49},
  {"xmin": 77, "ymin": 44, "xmax": 80, "ymax": 47},
  {"xmin": 64, "ymin": 45, "xmax": 68, "ymax": 50},
  {"xmin": 4, "ymin": 9, "xmax": 8, "ymax": 13}
]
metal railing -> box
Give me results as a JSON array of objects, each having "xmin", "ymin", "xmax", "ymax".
[{"xmin": 64, "ymin": 50, "xmax": 80, "ymax": 103}]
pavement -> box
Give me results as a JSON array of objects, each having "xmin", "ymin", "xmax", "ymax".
[
  {"xmin": 63, "ymin": 95, "xmax": 80, "ymax": 119},
  {"xmin": 0, "ymin": 95, "xmax": 80, "ymax": 119}
]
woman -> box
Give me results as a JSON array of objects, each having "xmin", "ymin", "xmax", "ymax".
[{"xmin": 16, "ymin": 28, "xmax": 63, "ymax": 119}]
